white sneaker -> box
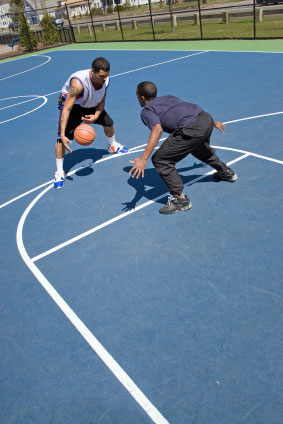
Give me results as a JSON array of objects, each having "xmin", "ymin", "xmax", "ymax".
[
  {"xmin": 107, "ymin": 141, "xmax": 128, "ymax": 154},
  {"xmin": 54, "ymin": 171, "xmax": 65, "ymax": 189}
]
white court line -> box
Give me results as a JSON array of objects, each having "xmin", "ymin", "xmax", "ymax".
[
  {"xmin": 0, "ymin": 148, "xmax": 143, "ymax": 210},
  {"xmin": 16, "ymin": 199, "xmax": 169, "ymax": 424},
  {"xmin": 225, "ymin": 111, "xmax": 283, "ymax": 124},
  {"xmin": 0, "ymin": 96, "xmax": 44, "ymax": 111},
  {"xmin": 0, "ymin": 55, "xmax": 51, "ymax": 81},
  {"xmin": 0, "ymin": 95, "xmax": 47, "ymax": 125},
  {"xmin": 0, "ymin": 51, "xmax": 207, "ymax": 124},
  {"xmin": 16, "ymin": 150, "xmax": 248, "ymax": 424},
  {"xmin": 111, "ymin": 51, "xmax": 208, "ymax": 77},
  {"xmin": 52, "ymin": 48, "xmax": 283, "ymax": 54},
  {"xmin": 16, "ymin": 146, "xmax": 282, "ymax": 423},
  {"xmin": 31, "ymin": 153, "xmax": 249, "ymax": 263},
  {"xmin": 1, "ymin": 111, "xmax": 283, "ymax": 210}
]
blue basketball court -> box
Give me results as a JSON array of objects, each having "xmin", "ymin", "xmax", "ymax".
[{"xmin": 0, "ymin": 42, "xmax": 282, "ymax": 424}]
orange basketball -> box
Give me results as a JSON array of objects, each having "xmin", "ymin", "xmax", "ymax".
[{"xmin": 74, "ymin": 124, "xmax": 95, "ymax": 146}]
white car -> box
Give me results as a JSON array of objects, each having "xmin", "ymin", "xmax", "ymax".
[{"xmin": 51, "ymin": 17, "xmax": 64, "ymax": 27}]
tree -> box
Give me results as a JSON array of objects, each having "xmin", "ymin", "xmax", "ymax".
[
  {"xmin": 41, "ymin": 13, "xmax": 59, "ymax": 45},
  {"xmin": 18, "ymin": 9, "xmax": 37, "ymax": 51}
]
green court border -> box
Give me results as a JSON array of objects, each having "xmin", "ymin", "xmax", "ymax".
[
  {"xmin": 57, "ymin": 39, "xmax": 283, "ymax": 52},
  {"xmin": 1, "ymin": 39, "xmax": 283, "ymax": 63}
]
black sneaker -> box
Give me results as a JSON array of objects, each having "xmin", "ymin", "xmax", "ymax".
[
  {"xmin": 214, "ymin": 167, "xmax": 238, "ymax": 182},
  {"xmin": 159, "ymin": 195, "xmax": 192, "ymax": 215}
]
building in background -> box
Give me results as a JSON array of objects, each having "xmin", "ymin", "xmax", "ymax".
[{"xmin": 0, "ymin": 1, "xmax": 12, "ymax": 29}]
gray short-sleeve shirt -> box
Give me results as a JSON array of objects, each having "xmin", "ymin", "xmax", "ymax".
[{"xmin": 141, "ymin": 95, "xmax": 202, "ymax": 134}]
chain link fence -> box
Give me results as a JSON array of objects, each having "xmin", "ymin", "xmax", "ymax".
[{"xmin": 1, "ymin": 0, "xmax": 283, "ymax": 48}]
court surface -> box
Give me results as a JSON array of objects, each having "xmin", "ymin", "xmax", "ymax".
[{"xmin": 0, "ymin": 41, "xmax": 282, "ymax": 424}]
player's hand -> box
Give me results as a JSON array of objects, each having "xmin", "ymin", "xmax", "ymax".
[
  {"xmin": 82, "ymin": 114, "xmax": 96, "ymax": 124},
  {"xmin": 214, "ymin": 121, "xmax": 225, "ymax": 133},
  {"xmin": 61, "ymin": 135, "xmax": 72, "ymax": 153},
  {"xmin": 129, "ymin": 158, "xmax": 147, "ymax": 179}
]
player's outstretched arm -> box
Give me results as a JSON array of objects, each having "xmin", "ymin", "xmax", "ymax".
[
  {"xmin": 214, "ymin": 121, "xmax": 225, "ymax": 133},
  {"xmin": 129, "ymin": 124, "xmax": 163, "ymax": 179}
]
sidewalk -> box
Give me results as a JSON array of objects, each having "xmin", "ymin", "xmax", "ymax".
[{"xmin": 0, "ymin": 42, "xmax": 21, "ymax": 60}]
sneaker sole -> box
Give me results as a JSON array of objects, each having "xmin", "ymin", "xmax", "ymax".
[
  {"xmin": 159, "ymin": 201, "xmax": 192, "ymax": 214},
  {"xmin": 214, "ymin": 173, "xmax": 238, "ymax": 182}
]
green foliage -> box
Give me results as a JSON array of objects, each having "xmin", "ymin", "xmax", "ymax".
[
  {"xmin": 9, "ymin": 0, "xmax": 22, "ymax": 7},
  {"xmin": 114, "ymin": 4, "xmax": 125, "ymax": 11},
  {"xmin": 18, "ymin": 11, "xmax": 37, "ymax": 51},
  {"xmin": 106, "ymin": 6, "xmax": 113, "ymax": 14},
  {"xmin": 41, "ymin": 13, "xmax": 59, "ymax": 45},
  {"xmin": 91, "ymin": 7, "xmax": 103, "ymax": 15}
]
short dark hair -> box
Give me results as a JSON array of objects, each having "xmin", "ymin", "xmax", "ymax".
[
  {"xmin": 137, "ymin": 81, "xmax": 157, "ymax": 100},
  {"xmin": 92, "ymin": 57, "xmax": 110, "ymax": 73}
]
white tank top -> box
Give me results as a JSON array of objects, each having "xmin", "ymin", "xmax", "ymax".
[{"xmin": 61, "ymin": 69, "xmax": 110, "ymax": 108}]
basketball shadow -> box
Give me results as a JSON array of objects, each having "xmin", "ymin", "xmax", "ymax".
[
  {"xmin": 63, "ymin": 147, "xmax": 108, "ymax": 180},
  {"xmin": 122, "ymin": 162, "xmax": 215, "ymax": 211}
]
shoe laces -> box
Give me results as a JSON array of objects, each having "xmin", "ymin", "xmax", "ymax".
[
  {"xmin": 55, "ymin": 171, "xmax": 64, "ymax": 181},
  {"xmin": 167, "ymin": 195, "xmax": 176, "ymax": 205}
]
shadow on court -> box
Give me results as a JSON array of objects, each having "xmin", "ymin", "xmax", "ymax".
[
  {"xmin": 63, "ymin": 147, "xmax": 108, "ymax": 179},
  {"xmin": 122, "ymin": 162, "xmax": 216, "ymax": 211}
]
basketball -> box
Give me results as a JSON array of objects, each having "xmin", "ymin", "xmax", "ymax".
[{"xmin": 74, "ymin": 124, "xmax": 95, "ymax": 146}]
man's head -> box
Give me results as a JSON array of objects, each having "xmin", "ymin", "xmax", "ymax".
[
  {"xmin": 136, "ymin": 81, "xmax": 157, "ymax": 107},
  {"xmin": 90, "ymin": 57, "xmax": 110, "ymax": 87}
]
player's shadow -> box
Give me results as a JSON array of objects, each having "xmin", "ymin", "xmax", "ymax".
[
  {"xmin": 63, "ymin": 147, "xmax": 108, "ymax": 181},
  {"xmin": 122, "ymin": 162, "xmax": 215, "ymax": 211}
]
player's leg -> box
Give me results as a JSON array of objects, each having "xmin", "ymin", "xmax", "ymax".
[
  {"xmin": 191, "ymin": 112, "xmax": 238, "ymax": 182},
  {"xmin": 54, "ymin": 95, "xmax": 67, "ymax": 189},
  {"xmin": 152, "ymin": 133, "xmax": 193, "ymax": 214},
  {"xmin": 95, "ymin": 109, "xmax": 128, "ymax": 154},
  {"xmin": 54, "ymin": 140, "xmax": 66, "ymax": 189},
  {"xmin": 54, "ymin": 101, "xmax": 82, "ymax": 189}
]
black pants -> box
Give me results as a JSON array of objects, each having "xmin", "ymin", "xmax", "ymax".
[
  {"xmin": 57, "ymin": 96, "xmax": 114, "ymax": 141},
  {"xmin": 151, "ymin": 111, "xmax": 228, "ymax": 196}
]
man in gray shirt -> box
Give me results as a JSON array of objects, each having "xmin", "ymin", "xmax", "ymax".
[{"xmin": 130, "ymin": 81, "xmax": 237, "ymax": 214}]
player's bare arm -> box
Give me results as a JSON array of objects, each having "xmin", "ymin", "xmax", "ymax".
[
  {"xmin": 130, "ymin": 124, "xmax": 163, "ymax": 179},
  {"xmin": 82, "ymin": 91, "xmax": 107, "ymax": 124},
  {"xmin": 214, "ymin": 121, "xmax": 225, "ymax": 133},
  {"xmin": 60, "ymin": 81, "xmax": 83, "ymax": 152}
]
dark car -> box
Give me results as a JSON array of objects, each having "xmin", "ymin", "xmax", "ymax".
[
  {"xmin": 51, "ymin": 17, "xmax": 64, "ymax": 27},
  {"xmin": 256, "ymin": 0, "xmax": 283, "ymax": 4},
  {"xmin": 9, "ymin": 21, "xmax": 19, "ymax": 32}
]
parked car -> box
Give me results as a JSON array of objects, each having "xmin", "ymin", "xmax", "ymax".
[
  {"xmin": 51, "ymin": 17, "xmax": 64, "ymax": 27},
  {"xmin": 256, "ymin": 0, "xmax": 283, "ymax": 4},
  {"xmin": 8, "ymin": 21, "xmax": 19, "ymax": 32}
]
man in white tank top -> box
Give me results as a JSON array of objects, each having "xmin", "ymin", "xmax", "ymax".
[{"xmin": 54, "ymin": 57, "xmax": 128, "ymax": 189}]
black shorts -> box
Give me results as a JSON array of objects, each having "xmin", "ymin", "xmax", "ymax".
[{"xmin": 56, "ymin": 96, "xmax": 114, "ymax": 141}]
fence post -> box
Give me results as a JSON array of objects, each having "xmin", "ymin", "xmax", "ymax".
[
  {"xmin": 64, "ymin": 3, "xmax": 75, "ymax": 42},
  {"xmin": 88, "ymin": 23, "xmax": 93, "ymax": 37},
  {"xmin": 256, "ymin": 8, "xmax": 263, "ymax": 22},
  {"xmin": 148, "ymin": 0, "xmax": 156, "ymax": 40},
  {"xmin": 116, "ymin": 4, "xmax": 124, "ymax": 41},
  {"xmin": 132, "ymin": 19, "xmax": 137, "ymax": 30},
  {"xmin": 87, "ymin": 0, "xmax": 97, "ymax": 41},
  {"xmin": 222, "ymin": 11, "xmax": 229, "ymax": 24},
  {"xmin": 197, "ymin": 0, "xmax": 203, "ymax": 40},
  {"xmin": 194, "ymin": 13, "xmax": 200, "ymax": 26},
  {"xmin": 253, "ymin": 0, "xmax": 256, "ymax": 39}
]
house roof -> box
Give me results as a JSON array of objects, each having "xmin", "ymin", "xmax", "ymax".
[{"xmin": 65, "ymin": 0, "xmax": 88, "ymax": 5}]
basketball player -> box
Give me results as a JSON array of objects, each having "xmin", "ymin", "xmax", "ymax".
[
  {"xmin": 54, "ymin": 57, "xmax": 128, "ymax": 189},
  {"xmin": 130, "ymin": 81, "xmax": 238, "ymax": 214}
]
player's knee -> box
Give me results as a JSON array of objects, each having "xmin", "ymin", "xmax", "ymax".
[{"xmin": 152, "ymin": 151, "xmax": 162, "ymax": 168}]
